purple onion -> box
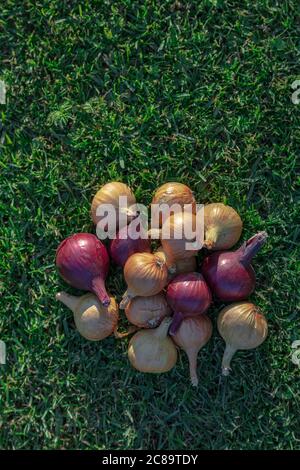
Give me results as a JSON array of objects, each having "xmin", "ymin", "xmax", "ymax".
[
  {"xmin": 202, "ymin": 231, "xmax": 267, "ymax": 302},
  {"xmin": 110, "ymin": 224, "xmax": 151, "ymax": 267},
  {"xmin": 56, "ymin": 233, "xmax": 110, "ymax": 306},
  {"xmin": 166, "ymin": 272, "xmax": 212, "ymax": 335}
]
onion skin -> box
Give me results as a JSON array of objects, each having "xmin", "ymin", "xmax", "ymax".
[
  {"xmin": 202, "ymin": 231, "xmax": 268, "ymax": 302},
  {"xmin": 125, "ymin": 293, "xmax": 171, "ymax": 328},
  {"xmin": 110, "ymin": 225, "xmax": 151, "ymax": 267},
  {"xmin": 56, "ymin": 233, "xmax": 110, "ymax": 306},
  {"xmin": 91, "ymin": 181, "xmax": 136, "ymax": 228},
  {"xmin": 204, "ymin": 203, "xmax": 243, "ymax": 250},
  {"xmin": 166, "ymin": 272, "xmax": 212, "ymax": 335},
  {"xmin": 56, "ymin": 292, "xmax": 118, "ymax": 341},
  {"xmin": 155, "ymin": 246, "xmax": 197, "ymax": 279},
  {"xmin": 120, "ymin": 252, "xmax": 168, "ymax": 308},
  {"xmin": 152, "ymin": 182, "xmax": 196, "ymax": 226},
  {"xmin": 128, "ymin": 317, "xmax": 177, "ymax": 373},
  {"xmin": 217, "ymin": 302, "xmax": 268, "ymax": 376},
  {"xmin": 173, "ymin": 315, "xmax": 212, "ymax": 386}
]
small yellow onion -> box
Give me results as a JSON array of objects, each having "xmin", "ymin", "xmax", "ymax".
[
  {"xmin": 128, "ymin": 317, "xmax": 177, "ymax": 373},
  {"xmin": 152, "ymin": 182, "xmax": 196, "ymax": 226},
  {"xmin": 125, "ymin": 293, "xmax": 171, "ymax": 328},
  {"xmin": 204, "ymin": 203, "xmax": 243, "ymax": 250},
  {"xmin": 173, "ymin": 315, "xmax": 212, "ymax": 386},
  {"xmin": 155, "ymin": 246, "xmax": 197, "ymax": 280},
  {"xmin": 91, "ymin": 181, "xmax": 136, "ymax": 228},
  {"xmin": 150, "ymin": 212, "xmax": 199, "ymax": 262},
  {"xmin": 217, "ymin": 302, "xmax": 268, "ymax": 376},
  {"xmin": 56, "ymin": 291, "xmax": 119, "ymax": 341},
  {"xmin": 120, "ymin": 252, "xmax": 168, "ymax": 309}
]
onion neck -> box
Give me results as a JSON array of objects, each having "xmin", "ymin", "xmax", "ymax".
[
  {"xmin": 169, "ymin": 311, "xmax": 184, "ymax": 336},
  {"xmin": 91, "ymin": 277, "xmax": 111, "ymax": 307},
  {"xmin": 221, "ymin": 344, "xmax": 237, "ymax": 376},
  {"xmin": 56, "ymin": 291, "xmax": 78, "ymax": 313},
  {"xmin": 153, "ymin": 317, "xmax": 172, "ymax": 339},
  {"xmin": 239, "ymin": 231, "xmax": 268, "ymax": 265},
  {"xmin": 187, "ymin": 349, "xmax": 199, "ymax": 387},
  {"xmin": 204, "ymin": 226, "xmax": 219, "ymax": 249},
  {"xmin": 120, "ymin": 290, "xmax": 134, "ymax": 309}
]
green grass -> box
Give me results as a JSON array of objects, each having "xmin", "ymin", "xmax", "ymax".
[{"xmin": 0, "ymin": 0, "xmax": 299, "ymax": 450}]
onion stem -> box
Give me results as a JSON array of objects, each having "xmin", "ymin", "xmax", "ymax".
[{"xmin": 221, "ymin": 344, "xmax": 237, "ymax": 376}]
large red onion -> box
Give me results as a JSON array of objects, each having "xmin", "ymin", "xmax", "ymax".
[
  {"xmin": 202, "ymin": 231, "xmax": 267, "ymax": 302},
  {"xmin": 166, "ymin": 272, "xmax": 212, "ymax": 335},
  {"xmin": 56, "ymin": 233, "xmax": 110, "ymax": 306},
  {"xmin": 110, "ymin": 224, "xmax": 151, "ymax": 267}
]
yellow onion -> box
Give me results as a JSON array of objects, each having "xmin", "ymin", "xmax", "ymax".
[
  {"xmin": 91, "ymin": 181, "xmax": 136, "ymax": 228},
  {"xmin": 125, "ymin": 293, "xmax": 171, "ymax": 328},
  {"xmin": 120, "ymin": 252, "xmax": 168, "ymax": 308},
  {"xmin": 204, "ymin": 203, "xmax": 243, "ymax": 250},
  {"xmin": 56, "ymin": 291, "xmax": 118, "ymax": 341},
  {"xmin": 150, "ymin": 212, "xmax": 198, "ymax": 262},
  {"xmin": 152, "ymin": 182, "xmax": 196, "ymax": 226},
  {"xmin": 172, "ymin": 315, "xmax": 212, "ymax": 386},
  {"xmin": 217, "ymin": 302, "xmax": 268, "ymax": 376},
  {"xmin": 128, "ymin": 317, "xmax": 177, "ymax": 373}
]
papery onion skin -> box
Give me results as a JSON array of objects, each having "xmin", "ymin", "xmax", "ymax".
[
  {"xmin": 128, "ymin": 317, "xmax": 177, "ymax": 373},
  {"xmin": 155, "ymin": 246, "xmax": 197, "ymax": 279},
  {"xmin": 160, "ymin": 212, "xmax": 199, "ymax": 261},
  {"xmin": 56, "ymin": 233, "xmax": 110, "ymax": 306},
  {"xmin": 91, "ymin": 181, "xmax": 136, "ymax": 228},
  {"xmin": 110, "ymin": 224, "xmax": 151, "ymax": 267},
  {"xmin": 120, "ymin": 252, "xmax": 168, "ymax": 308},
  {"xmin": 152, "ymin": 182, "xmax": 196, "ymax": 226},
  {"xmin": 202, "ymin": 231, "xmax": 267, "ymax": 302},
  {"xmin": 167, "ymin": 272, "xmax": 212, "ymax": 335},
  {"xmin": 204, "ymin": 203, "xmax": 243, "ymax": 250},
  {"xmin": 125, "ymin": 293, "xmax": 171, "ymax": 328},
  {"xmin": 173, "ymin": 315, "xmax": 212, "ymax": 386},
  {"xmin": 217, "ymin": 301, "xmax": 268, "ymax": 376},
  {"xmin": 56, "ymin": 292, "xmax": 118, "ymax": 341}
]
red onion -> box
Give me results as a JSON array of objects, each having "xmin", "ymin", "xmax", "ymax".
[
  {"xmin": 110, "ymin": 224, "xmax": 151, "ymax": 267},
  {"xmin": 166, "ymin": 272, "xmax": 212, "ymax": 335},
  {"xmin": 202, "ymin": 231, "xmax": 267, "ymax": 302},
  {"xmin": 56, "ymin": 233, "xmax": 110, "ymax": 306}
]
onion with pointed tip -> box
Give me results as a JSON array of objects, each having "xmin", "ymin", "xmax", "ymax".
[
  {"xmin": 202, "ymin": 231, "xmax": 268, "ymax": 302},
  {"xmin": 56, "ymin": 233, "xmax": 110, "ymax": 306},
  {"xmin": 217, "ymin": 302, "xmax": 268, "ymax": 376},
  {"xmin": 172, "ymin": 315, "xmax": 212, "ymax": 386},
  {"xmin": 128, "ymin": 318, "xmax": 177, "ymax": 373},
  {"xmin": 204, "ymin": 203, "xmax": 243, "ymax": 250}
]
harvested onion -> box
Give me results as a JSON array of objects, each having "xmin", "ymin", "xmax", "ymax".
[
  {"xmin": 91, "ymin": 181, "xmax": 136, "ymax": 229},
  {"xmin": 173, "ymin": 315, "xmax": 212, "ymax": 386},
  {"xmin": 217, "ymin": 302, "xmax": 268, "ymax": 376},
  {"xmin": 155, "ymin": 246, "xmax": 196, "ymax": 279},
  {"xmin": 120, "ymin": 252, "xmax": 168, "ymax": 308},
  {"xmin": 110, "ymin": 224, "xmax": 151, "ymax": 267},
  {"xmin": 204, "ymin": 203, "xmax": 243, "ymax": 250},
  {"xmin": 128, "ymin": 317, "xmax": 177, "ymax": 373},
  {"xmin": 56, "ymin": 292, "xmax": 118, "ymax": 341},
  {"xmin": 125, "ymin": 293, "xmax": 171, "ymax": 328},
  {"xmin": 152, "ymin": 182, "xmax": 196, "ymax": 226}
]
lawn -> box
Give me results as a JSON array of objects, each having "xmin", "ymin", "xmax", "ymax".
[{"xmin": 0, "ymin": 0, "xmax": 299, "ymax": 450}]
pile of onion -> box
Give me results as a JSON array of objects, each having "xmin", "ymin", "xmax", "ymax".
[
  {"xmin": 125, "ymin": 293, "xmax": 171, "ymax": 328},
  {"xmin": 120, "ymin": 252, "xmax": 168, "ymax": 308},
  {"xmin": 204, "ymin": 203, "xmax": 243, "ymax": 250},
  {"xmin": 128, "ymin": 318, "xmax": 177, "ymax": 373},
  {"xmin": 202, "ymin": 231, "xmax": 267, "ymax": 302},
  {"xmin": 217, "ymin": 302, "xmax": 268, "ymax": 375},
  {"xmin": 166, "ymin": 272, "xmax": 212, "ymax": 335},
  {"xmin": 173, "ymin": 315, "xmax": 212, "ymax": 386},
  {"xmin": 56, "ymin": 233, "xmax": 110, "ymax": 306}
]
